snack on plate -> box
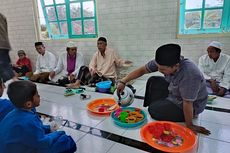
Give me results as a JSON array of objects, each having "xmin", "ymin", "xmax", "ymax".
[
  {"xmin": 135, "ymin": 108, "xmax": 141, "ymax": 112},
  {"xmin": 124, "ymin": 110, "xmax": 131, "ymax": 113},
  {"xmin": 129, "ymin": 111, "xmax": 139, "ymax": 117},
  {"xmin": 126, "ymin": 116, "xmax": 136, "ymax": 123},
  {"xmin": 148, "ymin": 123, "xmax": 183, "ymax": 147},
  {"xmin": 114, "ymin": 109, "xmax": 122, "ymax": 117},
  {"xmin": 96, "ymin": 104, "xmax": 111, "ymax": 112},
  {"xmin": 135, "ymin": 113, "xmax": 144, "ymax": 122},
  {"xmin": 119, "ymin": 112, "xmax": 129, "ymax": 122},
  {"xmin": 98, "ymin": 107, "xmax": 105, "ymax": 112},
  {"xmin": 102, "ymin": 103, "xmax": 110, "ymax": 107}
]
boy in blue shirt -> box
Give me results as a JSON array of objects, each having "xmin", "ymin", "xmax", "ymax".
[
  {"xmin": 0, "ymin": 80, "xmax": 76, "ymax": 153},
  {"xmin": 0, "ymin": 77, "xmax": 14, "ymax": 121}
]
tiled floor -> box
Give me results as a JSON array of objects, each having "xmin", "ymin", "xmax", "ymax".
[{"xmin": 3, "ymin": 79, "xmax": 230, "ymax": 153}]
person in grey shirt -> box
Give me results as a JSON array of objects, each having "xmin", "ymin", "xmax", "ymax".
[
  {"xmin": 0, "ymin": 12, "xmax": 15, "ymax": 82},
  {"xmin": 117, "ymin": 44, "xmax": 210, "ymax": 135}
]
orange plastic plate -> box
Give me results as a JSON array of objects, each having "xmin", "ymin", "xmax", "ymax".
[
  {"xmin": 87, "ymin": 98, "xmax": 119, "ymax": 115},
  {"xmin": 140, "ymin": 121, "xmax": 197, "ymax": 153}
]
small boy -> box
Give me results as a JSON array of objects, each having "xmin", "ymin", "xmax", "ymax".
[
  {"xmin": 12, "ymin": 50, "xmax": 32, "ymax": 77},
  {"xmin": 0, "ymin": 77, "xmax": 15, "ymax": 121},
  {"xmin": 0, "ymin": 80, "xmax": 76, "ymax": 153}
]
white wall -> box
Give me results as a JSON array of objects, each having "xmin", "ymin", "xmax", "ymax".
[{"xmin": 1, "ymin": 0, "xmax": 230, "ymax": 79}]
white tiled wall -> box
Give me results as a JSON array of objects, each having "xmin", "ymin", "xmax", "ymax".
[{"xmin": 1, "ymin": 0, "xmax": 230, "ymax": 80}]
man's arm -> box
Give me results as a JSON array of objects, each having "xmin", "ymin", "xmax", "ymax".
[
  {"xmin": 198, "ymin": 56, "xmax": 211, "ymax": 80},
  {"xmin": 89, "ymin": 53, "xmax": 97, "ymax": 75},
  {"xmin": 183, "ymin": 100, "xmax": 210, "ymax": 135},
  {"xmin": 219, "ymin": 59, "xmax": 230, "ymax": 91},
  {"xmin": 72, "ymin": 53, "xmax": 84, "ymax": 76},
  {"xmin": 117, "ymin": 66, "xmax": 150, "ymax": 96},
  {"xmin": 52, "ymin": 55, "xmax": 63, "ymax": 76},
  {"xmin": 48, "ymin": 53, "xmax": 57, "ymax": 71},
  {"xmin": 121, "ymin": 66, "xmax": 149, "ymax": 83},
  {"xmin": 34, "ymin": 57, "xmax": 40, "ymax": 74}
]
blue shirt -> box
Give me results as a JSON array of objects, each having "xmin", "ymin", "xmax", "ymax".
[
  {"xmin": 0, "ymin": 108, "xmax": 76, "ymax": 153},
  {"xmin": 145, "ymin": 57, "xmax": 208, "ymax": 115},
  {"xmin": 0, "ymin": 98, "xmax": 14, "ymax": 121}
]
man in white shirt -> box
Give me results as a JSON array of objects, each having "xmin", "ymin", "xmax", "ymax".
[
  {"xmin": 49, "ymin": 41, "xmax": 84, "ymax": 84},
  {"xmin": 30, "ymin": 42, "xmax": 57, "ymax": 82},
  {"xmin": 198, "ymin": 41, "xmax": 230, "ymax": 97}
]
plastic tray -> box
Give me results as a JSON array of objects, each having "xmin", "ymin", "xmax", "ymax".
[
  {"xmin": 140, "ymin": 121, "xmax": 197, "ymax": 153},
  {"xmin": 87, "ymin": 98, "xmax": 119, "ymax": 115},
  {"xmin": 111, "ymin": 107, "xmax": 147, "ymax": 128}
]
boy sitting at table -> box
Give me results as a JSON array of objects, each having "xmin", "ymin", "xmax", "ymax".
[{"xmin": 0, "ymin": 80, "xmax": 76, "ymax": 153}]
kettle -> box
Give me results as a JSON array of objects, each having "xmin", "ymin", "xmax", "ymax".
[{"xmin": 113, "ymin": 86, "xmax": 134, "ymax": 107}]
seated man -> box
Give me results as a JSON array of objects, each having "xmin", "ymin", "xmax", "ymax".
[
  {"xmin": 198, "ymin": 41, "xmax": 230, "ymax": 97},
  {"xmin": 0, "ymin": 80, "xmax": 76, "ymax": 153},
  {"xmin": 68, "ymin": 37, "xmax": 132, "ymax": 88},
  {"xmin": 12, "ymin": 50, "xmax": 32, "ymax": 77},
  {"xmin": 30, "ymin": 42, "xmax": 57, "ymax": 83},
  {"xmin": 117, "ymin": 44, "xmax": 210, "ymax": 135},
  {"xmin": 0, "ymin": 77, "xmax": 15, "ymax": 122},
  {"xmin": 49, "ymin": 42, "xmax": 84, "ymax": 86}
]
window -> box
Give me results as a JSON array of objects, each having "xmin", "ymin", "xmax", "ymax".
[
  {"xmin": 179, "ymin": 0, "xmax": 230, "ymax": 35},
  {"xmin": 37, "ymin": 0, "xmax": 98, "ymax": 39}
]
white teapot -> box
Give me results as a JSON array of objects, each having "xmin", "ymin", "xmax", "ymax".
[{"xmin": 113, "ymin": 86, "xmax": 134, "ymax": 107}]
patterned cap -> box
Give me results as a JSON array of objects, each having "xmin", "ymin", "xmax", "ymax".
[
  {"xmin": 208, "ymin": 41, "xmax": 222, "ymax": 50},
  {"xmin": 66, "ymin": 41, "xmax": 77, "ymax": 48}
]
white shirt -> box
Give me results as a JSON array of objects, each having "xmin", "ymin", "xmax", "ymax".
[
  {"xmin": 198, "ymin": 53, "xmax": 230, "ymax": 89},
  {"xmin": 34, "ymin": 51, "xmax": 57, "ymax": 74},
  {"xmin": 54, "ymin": 51, "xmax": 84, "ymax": 77}
]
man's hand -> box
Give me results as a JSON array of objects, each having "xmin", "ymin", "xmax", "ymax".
[
  {"xmin": 187, "ymin": 124, "xmax": 211, "ymax": 135},
  {"xmin": 69, "ymin": 74, "xmax": 75, "ymax": 82},
  {"xmin": 217, "ymin": 87, "xmax": 227, "ymax": 97},
  {"xmin": 89, "ymin": 67, "xmax": 96, "ymax": 76},
  {"xmin": 116, "ymin": 81, "xmax": 126, "ymax": 100},
  {"xmin": 49, "ymin": 71, "xmax": 55, "ymax": 79},
  {"xmin": 183, "ymin": 101, "xmax": 211, "ymax": 135},
  {"xmin": 209, "ymin": 79, "xmax": 219, "ymax": 93}
]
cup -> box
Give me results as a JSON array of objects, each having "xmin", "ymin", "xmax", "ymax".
[{"xmin": 51, "ymin": 116, "xmax": 63, "ymax": 131}]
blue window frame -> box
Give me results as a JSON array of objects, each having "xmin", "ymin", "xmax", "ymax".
[
  {"xmin": 179, "ymin": 0, "xmax": 230, "ymax": 35},
  {"xmin": 38, "ymin": 0, "xmax": 98, "ymax": 39}
]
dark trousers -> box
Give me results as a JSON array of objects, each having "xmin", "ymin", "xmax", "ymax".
[
  {"xmin": 77, "ymin": 66, "xmax": 114, "ymax": 86},
  {"xmin": 0, "ymin": 49, "xmax": 14, "ymax": 82},
  {"xmin": 13, "ymin": 65, "xmax": 29, "ymax": 76},
  {"xmin": 144, "ymin": 76, "xmax": 185, "ymax": 122}
]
